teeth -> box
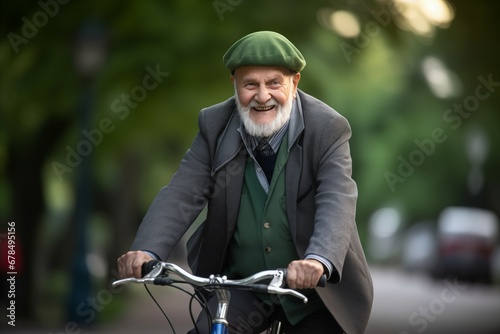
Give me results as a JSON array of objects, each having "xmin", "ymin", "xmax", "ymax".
[{"xmin": 254, "ymin": 105, "xmax": 274, "ymax": 111}]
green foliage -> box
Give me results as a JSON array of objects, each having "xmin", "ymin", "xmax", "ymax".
[{"xmin": 2, "ymin": 0, "xmax": 499, "ymax": 231}]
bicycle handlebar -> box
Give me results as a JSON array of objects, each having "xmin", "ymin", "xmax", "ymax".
[
  {"xmin": 140, "ymin": 261, "xmax": 327, "ymax": 287},
  {"xmin": 112, "ymin": 261, "xmax": 327, "ymax": 304}
]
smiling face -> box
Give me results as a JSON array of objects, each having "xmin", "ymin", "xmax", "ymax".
[{"xmin": 232, "ymin": 66, "xmax": 300, "ymax": 137}]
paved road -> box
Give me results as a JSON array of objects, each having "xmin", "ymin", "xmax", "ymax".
[
  {"xmin": 5, "ymin": 265, "xmax": 500, "ymax": 333},
  {"xmin": 366, "ymin": 267, "xmax": 500, "ymax": 334}
]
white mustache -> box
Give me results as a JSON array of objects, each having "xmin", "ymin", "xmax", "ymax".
[{"xmin": 246, "ymin": 99, "xmax": 279, "ymax": 109}]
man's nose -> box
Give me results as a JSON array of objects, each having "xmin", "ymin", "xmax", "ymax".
[{"xmin": 255, "ymin": 86, "xmax": 271, "ymax": 104}]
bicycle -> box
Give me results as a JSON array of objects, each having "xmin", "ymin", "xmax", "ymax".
[{"xmin": 112, "ymin": 260, "xmax": 326, "ymax": 334}]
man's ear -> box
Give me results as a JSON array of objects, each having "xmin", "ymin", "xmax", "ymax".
[
  {"xmin": 293, "ymin": 72, "xmax": 301, "ymax": 87},
  {"xmin": 230, "ymin": 75, "xmax": 235, "ymax": 83},
  {"xmin": 292, "ymin": 72, "xmax": 301, "ymax": 95}
]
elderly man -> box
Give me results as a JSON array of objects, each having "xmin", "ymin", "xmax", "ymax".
[{"xmin": 118, "ymin": 31, "xmax": 373, "ymax": 334}]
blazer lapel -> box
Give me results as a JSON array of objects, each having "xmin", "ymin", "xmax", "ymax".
[
  {"xmin": 211, "ymin": 107, "xmax": 243, "ymax": 175},
  {"xmin": 286, "ymin": 93, "xmax": 305, "ymax": 246},
  {"xmin": 209, "ymin": 106, "xmax": 247, "ymax": 253}
]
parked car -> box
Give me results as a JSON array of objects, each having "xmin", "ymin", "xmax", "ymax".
[{"xmin": 434, "ymin": 207, "xmax": 499, "ymax": 284}]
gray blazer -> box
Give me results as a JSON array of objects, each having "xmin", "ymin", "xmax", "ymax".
[{"xmin": 131, "ymin": 90, "xmax": 373, "ymax": 333}]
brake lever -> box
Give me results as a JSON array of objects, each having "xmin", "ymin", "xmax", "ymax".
[
  {"xmin": 112, "ymin": 261, "xmax": 166, "ymax": 288},
  {"xmin": 144, "ymin": 262, "xmax": 165, "ymax": 278},
  {"xmin": 111, "ymin": 277, "xmax": 156, "ymax": 288},
  {"xmin": 267, "ymin": 286, "xmax": 308, "ymax": 304},
  {"xmin": 269, "ymin": 270, "xmax": 286, "ymax": 288}
]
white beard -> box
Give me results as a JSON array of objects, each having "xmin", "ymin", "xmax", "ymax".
[{"xmin": 235, "ymin": 84, "xmax": 294, "ymax": 138}]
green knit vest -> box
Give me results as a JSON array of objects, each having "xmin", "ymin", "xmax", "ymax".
[{"xmin": 225, "ymin": 135, "xmax": 323, "ymax": 325}]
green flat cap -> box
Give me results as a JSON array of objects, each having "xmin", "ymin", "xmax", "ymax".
[{"xmin": 223, "ymin": 31, "xmax": 306, "ymax": 72}]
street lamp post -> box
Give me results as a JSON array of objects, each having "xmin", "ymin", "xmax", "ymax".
[{"xmin": 67, "ymin": 20, "xmax": 108, "ymax": 325}]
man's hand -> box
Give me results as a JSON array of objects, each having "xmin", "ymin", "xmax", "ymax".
[
  {"xmin": 286, "ymin": 259, "xmax": 325, "ymax": 289},
  {"xmin": 117, "ymin": 251, "xmax": 153, "ymax": 279}
]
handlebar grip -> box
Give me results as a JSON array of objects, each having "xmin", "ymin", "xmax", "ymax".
[
  {"xmin": 317, "ymin": 274, "xmax": 327, "ymax": 287},
  {"xmin": 141, "ymin": 260, "xmax": 161, "ymax": 277},
  {"xmin": 279, "ymin": 268, "xmax": 327, "ymax": 288}
]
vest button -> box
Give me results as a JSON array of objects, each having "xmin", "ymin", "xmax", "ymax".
[
  {"xmin": 263, "ymin": 222, "xmax": 270, "ymax": 229},
  {"xmin": 265, "ymin": 246, "xmax": 272, "ymax": 253}
]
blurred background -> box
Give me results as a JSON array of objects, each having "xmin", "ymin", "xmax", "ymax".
[{"xmin": 1, "ymin": 0, "xmax": 499, "ymax": 333}]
